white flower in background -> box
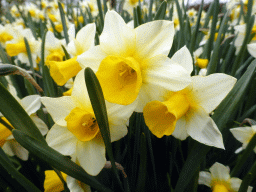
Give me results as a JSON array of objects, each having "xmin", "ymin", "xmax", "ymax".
[
  {"xmin": 123, "ymin": 0, "xmax": 141, "ymax": 15},
  {"xmin": 77, "ymin": 10, "xmax": 191, "ymax": 112},
  {"xmin": 5, "ymin": 27, "xmax": 40, "ymax": 68},
  {"xmin": 143, "ymin": 72, "xmax": 236, "ymax": 149},
  {"xmin": 199, "ymin": 162, "xmax": 253, "ymax": 192},
  {"xmin": 0, "ymin": 85, "xmax": 48, "ymax": 161},
  {"xmin": 0, "ymin": 24, "xmax": 14, "ymax": 48},
  {"xmin": 41, "ymin": 70, "xmax": 136, "ymax": 175},
  {"xmin": 230, "ymin": 125, "xmax": 256, "ymax": 153}
]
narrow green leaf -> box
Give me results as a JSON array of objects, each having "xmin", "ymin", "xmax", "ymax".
[
  {"xmin": 58, "ymin": 1, "xmax": 69, "ymax": 44},
  {"xmin": 27, "ymin": 12, "xmax": 38, "ymax": 40},
  {"xmin": 189, "ymin": 0, "xmax": 204, "ymax": 53},
  {"xmin": 61, "ymin": 45, "xmax": 71, "ymax": 60},
  {"xmin": 136, "ymin": 133, "xmax": 147, "ymax": 192},
  {"xmin": 238, "ymin": 173, "xmax": 252, "ymax": 192},
  {"xmin": 154, "ymin": 1, "xmax": 167, "ymax": 20},
  {"xmin": 0, "ymin": 148, "xmax": 41, "ymax": 192},
  {"xmin": 41, "ymin": 30, "xmax": 57, "ymax": 97},
  {"xmin": 133, "ymin": 7, "xmax": 139, "ymax": 28},
  {"xmin": 231, "ymin": 133, "xmax": 256, "ymax": 177},
  {"xmin": 96, "ymin": 0, "xmax": 104, "ymax": 33},
  {"xmin": 148, "ymin": 0, "xmax": 153, "ymax": 21},
  {"xmin": 0, "ymin": 64, "xmax": 17, "ymax": 76},
  {"xmin": 84, "ymin": 67, "xmax": 123, "ymax": 191},
  {"xmin": 24, "ymin": 37, "xmax": 36, "ymax": 79},
  {"xmin": 207, "ymin": 7, "xmax": 230, "ymax": 75},
  {"xmin": 0, "ymin": 83, "xmax": 46, "ymax": 143},
  {"xmin": 103, "ymin": 0, "xmax": 108, "ymax": 15},
  {"xmin": 12, "ymin": 129, "xmax": 113, "ymax": 192},
  {"xmin": 175, "ymin": 59, "xmax": 256, "ymax": 192}
]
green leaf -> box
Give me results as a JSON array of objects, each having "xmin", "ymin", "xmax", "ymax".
[
  {"xmin": 0, "ymin": 82, "xmax": 46, "ymax": 143},
  {"xmin": 24, "ymin": 37, "xmax": 36, "ymax": 79},
  {"xmin": 207, "ymin": 6, "xmax": 230, "ymax": 75},
  {"xmin": 154, "ymin": 1, "xmax": 167, "ymax": 20},
  {"xmin": 96, "ymin": 0, "xmax": 104, "ymax": 33},
  {"xmin": 58, "ymin": 1, "xmax": 69, "ymax": 44},
  {"xmin": 84, "ymin": 67, "xmax": 124, "ymax": 191},
  {"xmin": 27, "ymin": 12, "xmax": 38, "ymax": 40},
  {"xmin": 231, "ymin": 133, "xmax": 256, "ymax": 177},
  {"xmin": 238, "ymin": 173, "xmax": 252, "ymax": 192},
  {"xmin": 148, "ymin": 0, "xmax": 153, "ymax": 21},
  {"xmin": 41, "ymin": 30, "xmax": 57, "ymax": 97},
  {"xmin": 61, "ymin": 45, "xmax": 71, "ymax": 60},
  {"xmin": 0, "ymin": 148, "xmax": 41, "ymax": 192},
  {"xmin": 12, "ymin": 129, "xmax": 113, "ymax": 192}
]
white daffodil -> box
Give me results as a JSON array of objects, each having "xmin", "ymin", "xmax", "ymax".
[
  {"xmin": 123, "ymin": 0, "xmax": 141, "ymax": 15},
  {"xmin": 0, "ymin": 85, "xmax": 48, "ymax": 161},
  {"xmin": 0, "ymin": 24, "xmax": 14, "ymax": 48},
  {"xmin": 143, "ymin": 72, "xmax": 236, "ymax": 149},
  {"xmin": 47, "ymin": 23, "xmax": 96, "ymax": 86},
  {"xmin": 41, "ymin": 69, "xmax": 135, "ymax": 175},
  {"xmin": 199, "ymin": 162, "xmax": 253, "ymax": 192},
  {"xmin": 5, "ymin": 27, "xmax": 40, "ymax": 68},
  {"xmin": 77, "ymin": 10, "xmax": 191, "ymax": 112},
  {"xmin": 230, "ymin": 125, "xmax": 256, "ymax": 153}
]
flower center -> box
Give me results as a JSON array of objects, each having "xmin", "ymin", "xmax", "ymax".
[
  {"xmin": 251, "ymin": 25, "xmax": 256, "ymax": 41},
  {"xmin": 46, "ymin": 50, "xmax": 65, "ymax": 65},
  {"xmin": 55, "ymin": 24, "xmax": 63, "ymax": 33},
  {"xmin": 65, "ymin": 107, "xmax": 99, "ymax": 141},
  {"xmin": 195, "ymin": 58, "xmax": 209, "ymax": 69},
  {"xmin": 6, "ymin": 41, "xmax": 27, "ymax": 56},
  {"xmin": 96, "ymin": 55, "xmax": 142, "ymax": 105},
  {"xmin": 143, "ymin": 92, "xmax": 190, "ymax": 138},
  {"xmin": 129, "ymin": 0, "xmax": 139, "ymax": 6},
  {"xmin": 212, "ymin": 184, "xmax": 229, "ymax": 192}
]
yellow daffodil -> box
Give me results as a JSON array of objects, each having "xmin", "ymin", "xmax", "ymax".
[
  {"xmin": 41, "ymin": 69, "xmax": 136, "ymax": 175},
  {"xmin": 143, "ymin": 73, "xmax": 236, "ymax": 148},
  {"xmin": 199, "ymin": 162, "xmax": 253, "ymax": 192},
  {"xmin": 77, "ymin": 10, "xmax": 191, "ymax": 112},
  {"xmin": 230, "ymin": 125, "xmax": 256, "ymax": 153},
  {"xmin": 44, "ymin": 170, "xmax": 67, "ymax": 192},
  {"xmin": 5, "ymin": 27, "xmax": 40, "ymax": 68},
  {"xmin": 47, "ymin": 24, "xmax": 95, "ymax": 86},
  {"xmin": 0, "ymin": 24, "xmax": 14, "ymax": 48},
  {"xmin": 0, "ymin": 85, "xmax": 48, "ymax": 160}
]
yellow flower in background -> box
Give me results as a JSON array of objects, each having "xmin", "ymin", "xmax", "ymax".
[
  {"xmin": 230, "ymin": 125, "xmax": 256, "ymax": 153},
  {"xmin": 41, "ymin": 70, "xmax": 136, "ymax": 175},
  {"xmin": 143, "ymin": 73, "xmax": 236, "ymax": 149},
  {"xmin": 44, "ymin": 171, "xmax": 67, "ymax": 192},
  {"xmin": 47, "ymin": 23, "xmax": 96, "ymax": 86},
  {"xmin": 198, "ymin": 162, "xmax": 253, "ymax": 192},
  {"xmin": 77, "ymin": 10, "xmax": 191, "ymax": 112},
  {"xmin": 0, "ymin": 24, "xmax": 14, "ymax": 48},
  {"xmin": 5, "ymin": 27, "xmax": 40, "ymax": 68}
]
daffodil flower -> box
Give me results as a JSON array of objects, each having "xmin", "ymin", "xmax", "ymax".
[
  {"xmin": 77, "ymin": 10, "xmax": 191, "ymax": 112},
  {"xmin": 230, "ymin": 125, "xmax": 256, "ymax": 153},
  {"xmin": 47, "ymin": 23, "xmax": 96, "ymax": 86},
  {"xmin": 41, "ymin": 69, "xmax": 136, "ymax": 175},
  {"xmin": 5, "ymin": 27, "xmax": 40, "ymax": 68},
  {"xmin": 44, "ymin": 170, "xmax": 91, "ymax": 192},
  {"xmin": 143, "ymin": 73, "xmax": 236, "ymax": 149},
  {"xmin": 0, "ymin": 86, "xmax": 48, "ymax": 160},
  {"xmin": 198, "ymin": 162, "xmax": 253, "ymax": 192}
]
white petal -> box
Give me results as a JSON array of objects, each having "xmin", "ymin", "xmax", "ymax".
[
  {"xmin": 143, "ymin": 56, "xmax": 191, "ymax": 92},
  {"xmin": 247, "ymin": 43, "xmax": 256, "ymax": 58},
  {"xmin": 30, "ymin": 115, "xmax": 48, "ymax": 136},
  {"xmin": 3, "ymin": 140, "xmax": 29, "ymax": 161},
  {"xmin": 209, "ymin": 162, "xmax": 230, "ymax": 181},
  {"xmin": 169, "ymin": 46, "xmax": 193, "ymax": 74},
  {"xmin": 135, "ymin": 20, "xmax": 174, "ymax": 58},
  {"xmin": 41, "ymin": 96, "xmax": 76, "ymax": 126},
  {"xmin": 230, "ymin": 127, "xmax": 255, "ymax": 144},
  {"xmin": 71, "ymin": 69, "xmax": 92, "ymax": 109},
  {"xmin": 186, "ymin": 108, "xmax": 225, "ymax": 149},
  {"xmin": 100, "ymin": 10, "xmax": 135, "ymax": 56},
  {"xmin": 21, "ymin": 95, "xmax": 41, "ymax": 115},
  {"xmin": 76, "ymin": 137, "xmax": 106, "ymax": 176},
  {"xmin": 172, "ymin": 117, "xmax": 189, "ymax": 140},
  {"xmin": 77, "ymin": 46, "xmax": 107, "ymax": 70},
  {"xmin": 68, "ymin": 24, "xmax": 76, "ymax": 40},
  {"xmin": 191, "ymin": 74, "xmax": 237, "ymax": 113},
  {"xmin": 46, "ymin": 124, "xmax": 77, "ymax": 156},
  {"xmin": 66, "ymin": 176, "xmax": 85, "ymax": 192},
  {"xmin": 109, "ymin": 124, "xmax": 127, "ymax": 142},
  {"xmin": 198, "ymin": 171, "xmax": 212, "ymax": 187},
  {"xmin": 230, "ymin": 178, "xmax": 242, "ymax": 191},
  {"xmin": 45, "ymin": 31, "xmax": 61, "ymax": 50},
  {"xmin": 75, "ymin": 23, "xmax": 96, "ymax": 53}
]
